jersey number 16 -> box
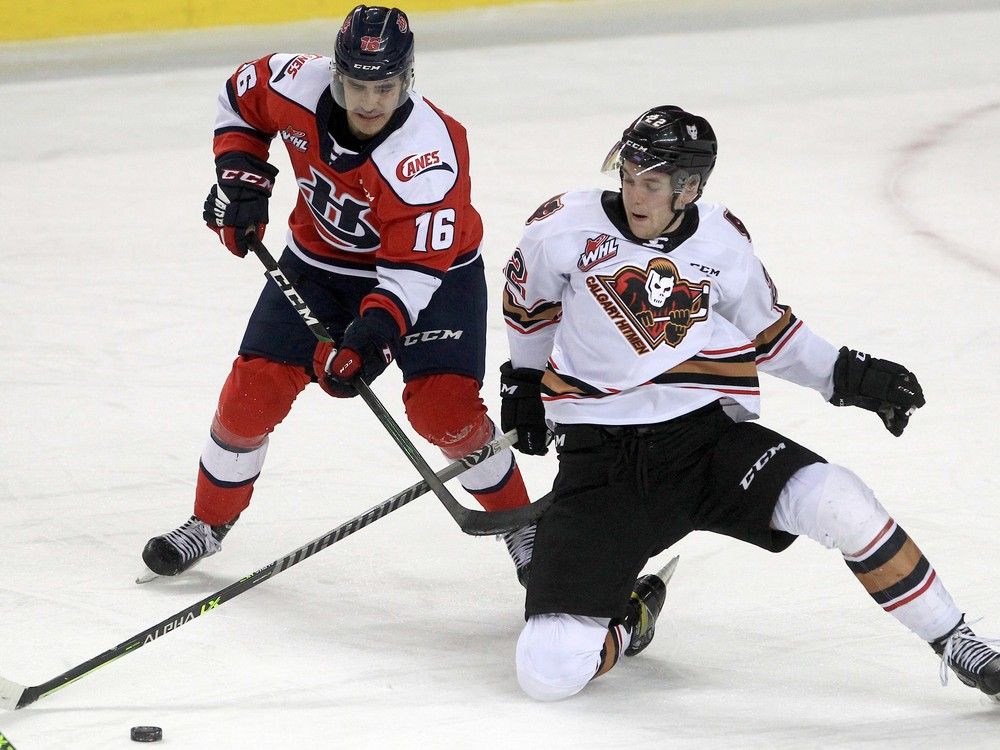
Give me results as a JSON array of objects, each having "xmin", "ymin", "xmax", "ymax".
[{"xmin": 413, "ymin": 209, "xmax": 456, "ymax": 252}]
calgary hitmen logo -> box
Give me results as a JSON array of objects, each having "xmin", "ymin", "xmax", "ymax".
[{"xmin": 588, "ymin": 257, "xmax": 710, "ymax": 353}]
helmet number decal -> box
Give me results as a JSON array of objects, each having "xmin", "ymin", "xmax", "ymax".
[
  {"xmin": 235, "ymin": 63, "xmax": 258, "ymax": 97},
  {"xmin": 413, "ymin": 209, "xmax": 456, "ymax": 252},
  {"xmin": 641, "ymin": 113, "xmax": 668, "ymax": 128}
]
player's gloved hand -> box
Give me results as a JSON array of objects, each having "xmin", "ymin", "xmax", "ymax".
[
  {"xmin": 313, "ymin": 311, "xmax": 397, "ymax": 397},
  {"xmin": 500, "ymin": 361, "xmax": 549, "ymax": 455},
  {"xmin": 202, "ymin": 152, "xmax": 279, "ymax": 257},
  {"xmin": 829, "ymin": 346, "xmax": 926, "ymax": 437},
  {"xmin": 312, "ymin": 341, "xmax": 356, "ymax": 398}
]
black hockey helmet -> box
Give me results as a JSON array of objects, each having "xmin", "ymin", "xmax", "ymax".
[
  {"xmin": 331, "ymin": 5, "xmax": 414, "ymax": 107},
  {"xmin": 602, "ymin": 105, "xmax": 718, "ymax": 198}
]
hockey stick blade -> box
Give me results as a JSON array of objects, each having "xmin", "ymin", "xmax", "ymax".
[
  {"xmin": 0, "ymin": 677, "xmax": 26, "ymax": 712},
  {"xmin": 0, "ymin": 432, "xmax": 514, "ymax": 710},
  {"xmin": 354, "ymin": 379, "xmax": 548, "ymax": 535}
]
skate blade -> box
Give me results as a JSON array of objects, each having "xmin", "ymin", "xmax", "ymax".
[
  {"xmin": 655, "ymin": 555, "xmax": 680, "ymax": 586},
  {"xmin": 135, "ymin": 567, "xmax": 161, "ymax": 584}
]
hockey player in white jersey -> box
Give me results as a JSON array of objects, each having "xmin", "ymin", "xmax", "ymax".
[{"xmin": 500, "ymin": 105, "xmax": 999, "ymax": 702}]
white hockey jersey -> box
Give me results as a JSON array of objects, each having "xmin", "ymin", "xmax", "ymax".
[{"xmin": 503, "ymin": 189, "xmax": 841, "ymax": 426}]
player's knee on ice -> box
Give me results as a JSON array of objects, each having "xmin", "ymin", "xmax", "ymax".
[
  {"xmin": 516, "ymin": 614, "xmax": 611, "ymax": 701},
  {"xmin": 772, "ymin": 462, "xmax": 888, "ymax": 553}
]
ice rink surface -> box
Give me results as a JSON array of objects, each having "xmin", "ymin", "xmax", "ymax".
[{"xmin": 1, "ymin": 0, "xmax": 999, "ymax": 746}]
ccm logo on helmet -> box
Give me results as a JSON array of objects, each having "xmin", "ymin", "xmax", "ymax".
[{"xmin": 395, "ymin": 151, "xmax": 455, "ymax": 182}]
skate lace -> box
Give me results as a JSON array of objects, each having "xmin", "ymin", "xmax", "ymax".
[
  {"xmin": 938, "ymin": 619, "xmax": 1000, "ymax": 686},
  {"xmin": 500, "ymin": 523, "xmax": 535, "ymax": 571},
  {"xmin": 161, "ymin": 517, "xmax": 220, "ymax": 565}
]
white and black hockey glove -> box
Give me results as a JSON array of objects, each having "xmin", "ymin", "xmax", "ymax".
[
  {"xmin": 500, "ymin": 361, "xmax": 550, "ymax": 455},
  {"xmin": 202, "ymin": 152, "xmax": 279, "ymax": 257},
  {"xmin": 830, "ymin": 347, "xmax": 926, "ymax": 437}
]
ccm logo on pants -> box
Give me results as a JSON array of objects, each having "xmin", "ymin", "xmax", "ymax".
[
  {"xmin": 403, "ymin": 329, "xmax": 464, "ymax": 346},
  {"xmin": 740, "ymin": 443, "xmax": 786, "ymax": 490}
]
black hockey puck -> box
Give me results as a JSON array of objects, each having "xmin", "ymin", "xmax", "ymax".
[{"xmin": 130, "ymin": 726, "xmax": 162, "ymax": 742}]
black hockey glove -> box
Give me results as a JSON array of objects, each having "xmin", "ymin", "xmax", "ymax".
[
  {"xmin": 202, "ymin": 152, "xmax": 279, "ymax": 257},
  {"xmin": 315, "ymin": 311, "xmax": 398, "ymax": 397},
  {"xmin": 829, "ymin": 347, "xmax": 926, "ymax": 437},
  {"xmin": 500, "ymin": 361, "xmax": 549, "ymax": 455}
]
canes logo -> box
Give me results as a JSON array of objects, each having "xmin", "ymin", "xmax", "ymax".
[
  {"xmin": 395, "ymin": 151, "xmax": 454, "ymax": 182},
  {"xmin": 274, "ymin": 54, "xmax": 319, "ymax": 82},
  {"xmin": 588, "ymin": 258, "xmax": 710, "ymax": 354},
  {"xmin": 577, "ymin": 233, "xmax": 618, "ymax": 271}
]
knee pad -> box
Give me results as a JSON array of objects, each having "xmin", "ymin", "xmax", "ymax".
[
  {"xmin": 215, "ymin": 355, "xmax": 310, "ymax": 441},
  {"xmin": 516, "ymin": 614, "xmax": 610, "ymax": 701},
  {"xmin": 402, "ymin": 374, "xmax": 490, "ymax": 455},
  {"xmin": 772, "ymin": 462, "xmax": 889, "ymax": 553}
]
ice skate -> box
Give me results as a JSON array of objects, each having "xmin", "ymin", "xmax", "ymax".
[
  {"xmin": 624, "ymin": 555, "xmax": 679, "ymax": 657},
  {"xmin": 500, "ymin": 522, "xmax": 535, "ymax": 588},
  {"xmin": 932, "ymin": 618, "xmax": 1000, "ymax": 703},
  {"xmin": 138, "ymin": 515, "xmax": 238, "ymax": 581}
]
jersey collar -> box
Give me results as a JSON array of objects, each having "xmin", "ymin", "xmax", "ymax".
[
  {"xmin": 318, "ymin": 89, "xmax": 415, "ymax": 172},
  {"xmin": 601, "ymin": 191, "xmax": 700, "ymax": 253}
]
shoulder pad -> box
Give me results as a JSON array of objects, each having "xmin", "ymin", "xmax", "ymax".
[
  {"xmin": 697, "ymin": 202, "xmax": 753, "ymax": 245},
  {"xmin": 523, "ymin": 189, "xmax": 604, "ymax": 230},
  {"xmin": 371, "ymin": 96, "xmax": 459, "ymax": 206},
  {"xmin": 267, "ymin": 54, "xmax": 331, "ymax": 108}
]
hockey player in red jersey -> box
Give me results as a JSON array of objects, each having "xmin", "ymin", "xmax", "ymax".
[
  {"xmin": 140, "ymin": 5, "xmax": 534, "ymax": 584},
  {"xmin": 500, "ymin": 105, "xmax": 999, "ymax": 701}
]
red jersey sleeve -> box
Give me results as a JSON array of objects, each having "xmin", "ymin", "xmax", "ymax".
[{"xmin": 212, "ymin": 55, "xmax": 280, "ymax": 162}]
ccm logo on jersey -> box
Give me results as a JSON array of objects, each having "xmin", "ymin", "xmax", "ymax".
[
  {"xmin": 739, "ymin": 443, "xmax": 786, "ymax": 490},
  {"xmin": 395, "ymin": 151, "xmax": 455, "ymax": 182},
  {"xmin": 402, "ymin": 329, "xmax": 463, "ymax": 345}
]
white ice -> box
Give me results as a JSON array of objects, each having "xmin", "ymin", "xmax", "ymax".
[{"xmin": 1, "ymin": 1, "xmax": 999, "ymax": 747}]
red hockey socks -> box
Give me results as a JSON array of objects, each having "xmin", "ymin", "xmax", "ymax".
[
  {"xmin": 403, "ymin": 374, "xmax": 531, "ymax": 511},
  {"xmin": 194, "ymin": 356, "xmax": 309, "ymax": 525}
]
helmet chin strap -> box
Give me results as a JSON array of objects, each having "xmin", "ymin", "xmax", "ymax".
[{"xmin": 662, "ymin": 194, "xmax": 687, "ymax": 232}]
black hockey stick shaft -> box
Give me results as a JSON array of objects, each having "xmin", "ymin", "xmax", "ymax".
[
  {"xmin": 0, "ymin": 433, "xmax": 515, "ymax": 711},
  {"xmin": 246, "ymin": 236, "xmax": 549, "ymax": 535}
]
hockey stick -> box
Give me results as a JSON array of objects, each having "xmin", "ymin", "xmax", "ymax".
[
  {"xmin": 0, "ymin": 431, "xmax": 516, "ymax": 711},
  {"xmin": 246, "ymin": 235, "xmax": 549, "ymax": 536}
]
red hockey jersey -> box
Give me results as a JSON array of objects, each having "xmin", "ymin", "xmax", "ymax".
[{"xmin": 213, "ymin": 53, "xmax": 484, "ymax": 335}]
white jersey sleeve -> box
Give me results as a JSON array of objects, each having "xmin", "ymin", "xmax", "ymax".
[
  {"xmin": 709, "ymin": 212, "xmax": 839, "ymax": 399},
  {"xmin": 503, "ymin": 194, "xmax": 578, "ymax": 371}
]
